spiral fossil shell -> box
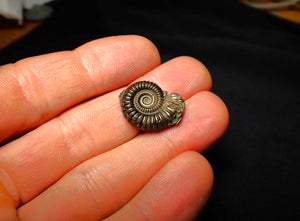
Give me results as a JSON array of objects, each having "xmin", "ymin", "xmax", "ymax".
[{"xmin": 119, "ymin": 81, "xmax": 185, "ymax": 131}]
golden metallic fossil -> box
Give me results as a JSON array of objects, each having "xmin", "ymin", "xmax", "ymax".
[{"xmin": 119, "ymin": 81, "xmax": 185, "ymax": 131}]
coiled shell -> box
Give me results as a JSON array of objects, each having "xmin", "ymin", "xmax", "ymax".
[{"xmin": 119, "ymin": 81, "xmax": 185, "ymax": 131}]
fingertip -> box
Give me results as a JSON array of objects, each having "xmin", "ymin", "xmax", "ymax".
[
  {"xmin": 202, "ymin": 91, "xmax": 230, "ymax": 146},
  {"xmin": 183, "ymin": 91, "xmax": 229, "ymax": 152},
  {"xmin": 175, "ymin": 151, "xmax": 214, "ymax": 220},
  {"xmin": 139, "ymin": 55, "xmax": 212, "ymax": 101},
  {"xmin": 169, "ymin": 151, "xmax": 214, "ymax": 211},
  {"xmin": 126, "ymin": 35, "xmax": 161, "ymax": 62},
  {"xmin": 125, "ymin": 35, "xmax": 162, "ymax": 72},
  {"xmin": 174, "ymin": 56, "xmax": 212, "ymax": 91},
  {"xmin": 106, "ymin": 151, "xmax": 214, "ymax": 221},
  {"xmin": 153, "ymin": 151, "xmax": 214, "ymax": 220},
  {"xmin": 74, "ymin": 35, "xmax": 161, "ymax": 84}
]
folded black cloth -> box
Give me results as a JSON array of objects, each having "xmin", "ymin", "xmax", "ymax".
[{"xmin": 1, "ymin": 0, "xmax": 299, "ymax": 220}]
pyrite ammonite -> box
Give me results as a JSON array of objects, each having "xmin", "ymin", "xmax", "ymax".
[{"xmin": 119, "ymin": 81, "xmax": 185, "ymax": 131}]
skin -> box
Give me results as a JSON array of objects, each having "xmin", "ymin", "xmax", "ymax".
[{"xmin": 0, "ymin": 35, "xmax": 229, "ymax": 221}]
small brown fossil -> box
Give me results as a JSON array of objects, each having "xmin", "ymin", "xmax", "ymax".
[{"xmin": 119, "ymin": 81, "xmax": 185, "ymax": 131}]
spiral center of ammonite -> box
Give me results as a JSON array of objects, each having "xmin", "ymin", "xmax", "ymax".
[
  {"xmin": 134, "ymin": 89, "xmax": 161, "ymax": 114},
  {"xmin": 140, "ymin": 93, "xmax": 154, "ymax": 107}
]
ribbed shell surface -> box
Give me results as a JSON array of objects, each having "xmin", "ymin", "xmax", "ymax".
[{"xmin": 119, "ymin": 81, "xmax": 185, "ymax": 131}]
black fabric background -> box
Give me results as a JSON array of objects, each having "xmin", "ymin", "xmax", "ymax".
[{"xmin": 0, "ymin": 0, "xmax": 299, "ymax": 220}]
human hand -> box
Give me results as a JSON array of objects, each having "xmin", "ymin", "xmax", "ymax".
[{"xmin": 0, "ymin": 35, "xmax": 229, "ymax": 221}]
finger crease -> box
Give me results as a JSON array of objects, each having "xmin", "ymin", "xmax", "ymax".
[
  {"xmin": 156, "ymin": 133, "xmax": 176, "ymax": 159},
  {"xmin": 74, "ymin": 167, "xmax": 120, "ymax": 218},
  {"xmin": 13, "ymin": 63, "xmax": 51, "ymax": 123},
  {"xmin": 0, "ymin": 168, "xmax": 21, "ymax": 207},
  {"xmin": 55, "ymin": 113, "xmax": 97, "ymax": 161},
  {"xmin": 72, "ymin": 49, "xmax": 99, "ymax": 96}
]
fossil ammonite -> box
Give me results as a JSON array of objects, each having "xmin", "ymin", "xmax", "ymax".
[{"xmin": 119, "ymin": 81, "xmax": 185, "ymax": 131}]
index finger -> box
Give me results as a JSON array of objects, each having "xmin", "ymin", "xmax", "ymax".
[{"xmin": 0, "ymin": 35, "xmax": 160, "ymax": 143}]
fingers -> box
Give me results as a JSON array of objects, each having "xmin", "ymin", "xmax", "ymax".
[
  {"xmin": 0, "ymin": 35, "xmax": 160, "ymax": 143},
  {"xmin": 105, "ymin": 151, "xmax": 214, "ymax": 221},
  {"xmin": 0, "ymin": 56, "xmax": 212, "ymax": 205},
  {"xmin": 17, "ymin": 92, "xmax": 228, "ymax": 220}
]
